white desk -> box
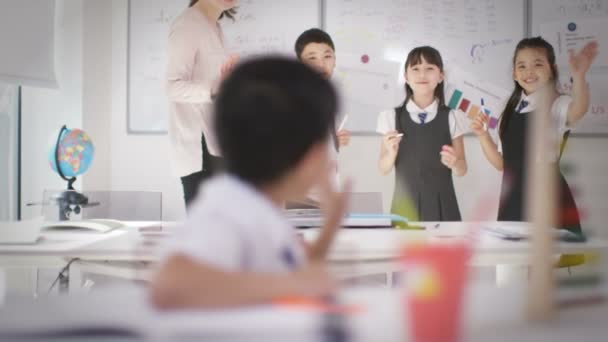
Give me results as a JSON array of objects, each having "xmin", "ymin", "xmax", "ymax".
[
  {"xmin": 69, "ymin": 221, "xmax": 608, "ymax": 290},
  {"xmin": 1, "ymin": 282, "xmax": 607, "ymax": 341},
  {"xmin": 301, "ymin": 222, "xmax": 608, "ymax": 284},
  {"xmin": 0, "ymin": 222, "xmax": 167, "ymax": 293},
  {"xmin": 2, "ymin": 221, "xmax": 607, "ymax": 291}
]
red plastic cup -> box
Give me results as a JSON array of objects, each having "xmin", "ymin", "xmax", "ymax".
[{"xmin": 401, "ymin": 242, "xmax": 471, "ymax": 342}]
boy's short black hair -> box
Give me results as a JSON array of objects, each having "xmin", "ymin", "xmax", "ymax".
[
  {"xmin": 215, "ymin": 56, "xmax": 338, "ymax": 186},
  {"xmin": 294, "ymin": 28, "xmax": 335, "ymax": 60}
]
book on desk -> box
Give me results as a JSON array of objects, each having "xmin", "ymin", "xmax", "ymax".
[
  {"xmin": 483, "ymin": 223, "xmax": 587, "ymax": 243},
  {"xmin": 286, "ymin": 212, "xmax": 407, "ymax": 228},
  {"xmin": 286, "ymin": 192, "xmax": 396, "ymax": 228}
]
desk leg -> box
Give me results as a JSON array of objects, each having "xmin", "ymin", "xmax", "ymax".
[
  {"xmin": 386, "ymin": 271, "xmax": 393, "ymax": 287},
  {"xmin": 68, "ymin": 262, "xmax": 83, "ymax": 294},
  {"xmin": 495, "ymin": 264, "xmax": 528, "ymax": 287}
]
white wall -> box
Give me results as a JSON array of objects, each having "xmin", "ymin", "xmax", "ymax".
[
  {"xmin": 81, "ymin": 0, "xmax": 112, "ymax": 192},
  {"xmin": 20, "ymin": 0, "xmax": 83, "ymax": 219}
]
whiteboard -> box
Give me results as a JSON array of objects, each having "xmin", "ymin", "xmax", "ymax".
[
  {"xmin": 325, "ymin": 0, "xmax": 526, "ymax": 132},
  {"xmin": 531, "ymin": 0, "xmax": 608, "ymax": 135},
  {"xmin": 127, "ymin": 0, "xmax": 320, "ymax": 133},
  {"xmin": 0, "ymin": 84, "xmax": 19, "ymax": 220}
]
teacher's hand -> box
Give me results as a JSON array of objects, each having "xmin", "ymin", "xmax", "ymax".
[{"xmin": 221, "ymin": 53, "xmax": 240, "ymax": 79}]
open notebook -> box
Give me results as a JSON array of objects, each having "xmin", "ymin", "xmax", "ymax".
[{"xmin": 483, "ymin": 223, "xmax": 586, "ymax": 242}]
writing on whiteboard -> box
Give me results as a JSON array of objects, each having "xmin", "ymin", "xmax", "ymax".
[{"xmin": 470, "ymin": 38, "xmax": 513, "ymax": 64}]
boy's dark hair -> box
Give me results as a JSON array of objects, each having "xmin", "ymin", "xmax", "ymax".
[
  {"xmin": 403, "ymin": 46, "xmax": 446, "ymax": 108},
  {"xmin": 215, "ymin": 57, "xmax": 338, "ymax": 186},
  {"xmin": 294, "ymin": 28, "xmax": 335, "ymax": 60},
  {"xmin": 499, "ymin": 36, "xmax": 558, "ymax": 139},
  {"xmin": 188, "ymin": 0, "xmax": 237, "ymax": 20}
]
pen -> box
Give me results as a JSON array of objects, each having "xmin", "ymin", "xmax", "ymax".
[
  {"xmin": 337, "ymin": 114, "xmax": 349, "ymax": 131},
  {"xmin": 480, "ymin": 98, "xmax": 488, "ymax": 131},
  {"xmin": 389, "ymin": 133, "xmax": 404, "ymax": 139},
  {"xmin": 396, "ymin": 224, "xmax": 425, "ymax": 230}
]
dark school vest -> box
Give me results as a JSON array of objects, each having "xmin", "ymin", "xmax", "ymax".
[
  {"xmin": 497, "ymin": 110, "xmax": 581, "ymax": 233},
  {"xmin": 392, "ymin": 105, "xmax": 461, "ymax": 221}
]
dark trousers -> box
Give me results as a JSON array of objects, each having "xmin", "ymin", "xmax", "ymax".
[{"xmin": 180, "ymin": 133, "xmax": 223, "ymax": 208}]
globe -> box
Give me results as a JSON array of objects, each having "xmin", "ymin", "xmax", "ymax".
[{"xmin": 48, "ymin": 127, "xmax": 94, "ymax": 178}]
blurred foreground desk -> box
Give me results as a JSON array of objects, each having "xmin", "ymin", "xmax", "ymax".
[{"xmin": 1, "ymin": 283, "xmax": 607, "ymax": 341}]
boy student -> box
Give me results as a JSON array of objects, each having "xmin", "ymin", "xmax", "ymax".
[
  {"xmin": 295, "ymin": 28, "xmax": 351, "ymax": 149},
  {"xmin": 151, "ymin": 57, "xmax": 351, "ymax": 309}
]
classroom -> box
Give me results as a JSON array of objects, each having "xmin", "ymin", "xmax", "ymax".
[{"xmin": 1, "ymin": 0, "xmax": 608, "ymax": 340}]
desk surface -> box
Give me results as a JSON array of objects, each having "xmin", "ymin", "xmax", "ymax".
[
  {"xmin": 1, "ymin": 282, "xmax": 607, "ymax": 341},
  {"xmin": 303, "ymin": 221, "xmax": 608, "ymax": 261},
  {"xmin": 1, "ymin": 221, "xmax": 607, "ymax": 265}
]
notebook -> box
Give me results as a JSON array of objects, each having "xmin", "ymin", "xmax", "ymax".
[
  {"xmin": 286, "ymin": 192, "xmax": 390, "ymax": 228},
  {"xmin": 288, "ymin": 214, "xmax": 394, "ymax": 228},
  {"xmin": 483, "ymin": 223, "xmax": 586, "ymax": 242}
]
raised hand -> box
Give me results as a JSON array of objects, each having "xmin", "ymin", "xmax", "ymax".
[{"xmin": 569, "ymin": 41, "xmax": 599, "ymax": 79}]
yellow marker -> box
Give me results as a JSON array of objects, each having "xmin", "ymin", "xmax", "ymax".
[{"xmin": 395, "ymin": 224, "xmax": 425, "ymax": 230}]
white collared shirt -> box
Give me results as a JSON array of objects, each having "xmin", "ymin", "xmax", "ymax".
[
  {"xmin": 163, "ymin": 174, "xmax": 306, "ymax": 273},
  {"xmin": 376, "ymin": 99, "xmax": 468, "ymax": 138},
  {"xmin": 515, "ymin": 91, "xmax": 571, "ymax": 133},
  {"xmin": 497, "ymin": 92, "xmax": 573, "ymax": 157}
]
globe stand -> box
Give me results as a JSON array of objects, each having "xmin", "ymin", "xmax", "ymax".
[
  {"xmin": 54, "ymin": 190, "xmax": 90, "ymax": 221},
  {"xmin": 53, "ymin": 125, "xmax": 98, "ymax": 220}
]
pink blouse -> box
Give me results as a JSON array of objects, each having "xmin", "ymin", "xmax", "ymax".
[{"xmin": 166, "ymin": 7, "xmax": 227, "ymax": 177}]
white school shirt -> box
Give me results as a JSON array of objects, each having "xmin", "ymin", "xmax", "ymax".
[
  {"xmin": 497, "ymin": 92, "xmax": 572, "ymax": 160},
  {"xmin": 376, "ymin": 99, "xmax": 468, "ymax": 139},
  {"xmin": 166, "ymin": 7, "xmax": 228, "ymax": 177},
  {"xmin": 162, "ymin": 174, "xmax": 306, "ymax": 273}
]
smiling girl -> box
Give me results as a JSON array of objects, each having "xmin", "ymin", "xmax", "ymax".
[
  {"xmin": 470, "ymin": 37, "xmax": 598, "ymax": 232},
  {"xmin": 377, "ymin": 46, "xmax": 468, "ymax": 221}
]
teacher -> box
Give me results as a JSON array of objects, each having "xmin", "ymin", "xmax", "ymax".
[{"xmin": 166, "ymin": 0, "xmax": 239, "ymax": 207}]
